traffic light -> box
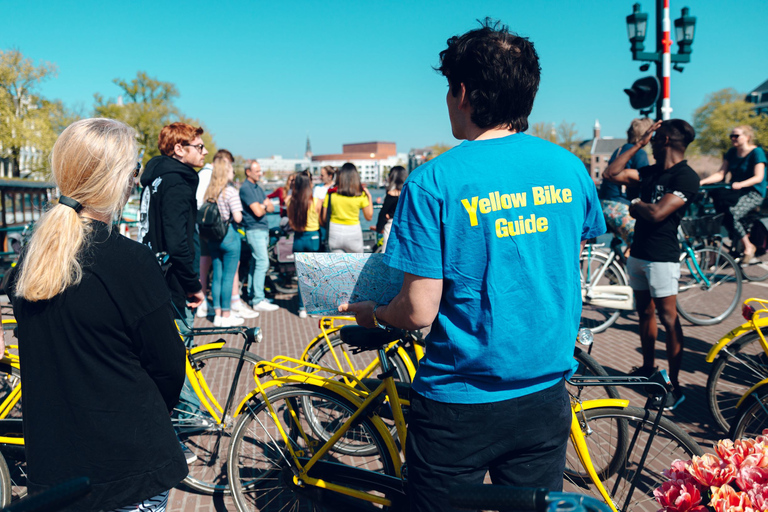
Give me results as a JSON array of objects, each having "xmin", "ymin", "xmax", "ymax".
[{"xmin": 624, "ymin": 76, "xmax": 659, "ymax": 110}]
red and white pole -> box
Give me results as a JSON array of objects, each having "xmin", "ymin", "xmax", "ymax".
[{"xmin": 660, "ymin": 0, "xmax": 673, "ymax": 119}]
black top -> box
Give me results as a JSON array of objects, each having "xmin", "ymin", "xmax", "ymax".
[
  {"xmin": 10, "ymin": 221, "xmax": 187, "ymax": 511},
  {"xmin": 138, "ymin": 155, "xmax": 202, "ymax": 310},
  {"xmin": 376, "ymin": 193, "xmax": 400, "ymax": 233},
  {"xmin": 630, "ymin": 161, "xmax": 700, "ymax": 262}
]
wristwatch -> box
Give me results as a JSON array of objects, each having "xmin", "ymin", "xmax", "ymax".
[{"xmin": 372, "ymin": 305, "xmax": 387, "ymax": 330}]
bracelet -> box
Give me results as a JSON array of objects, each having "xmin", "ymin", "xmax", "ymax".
[{"xmin": 372, "ymin": 305, "xmax": 387, "ymax": 330}]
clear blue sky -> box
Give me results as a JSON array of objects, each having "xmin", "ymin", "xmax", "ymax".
[{"xmin": 2, "ymin": 0, "xmax": 766, "ymax": 159}]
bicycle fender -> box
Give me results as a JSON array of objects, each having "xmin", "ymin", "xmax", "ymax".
[
  {"xmin": 573, "ymin": 399, "xmax": 629, "ymax": 412},
  {"xmin": 704, "ymin": 320, "xmax": 768, "ymax": 363},
  {"xmin": 736, "ymin": 379, "xmax": 768, "ymax": 409},
  {"xmin": 189, "ymin": 341, "xmax": 226, "ymax": 355},
  {"xmin": 396, "ymin": 346, "xmax": 417, "ymax": 381}
]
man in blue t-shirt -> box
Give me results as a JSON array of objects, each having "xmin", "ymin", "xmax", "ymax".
[
  {"xmin": 240, "ymin": 161, "xmax": 279, "ymax": 312},
  {"xmin": 341, "ymin": 20, "xmax": 605, "ymax": 512}
]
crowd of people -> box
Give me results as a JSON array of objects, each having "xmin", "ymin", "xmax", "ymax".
[{"xmin": 1, "ymin": 15, "xmax": 766, "ymax": 512}]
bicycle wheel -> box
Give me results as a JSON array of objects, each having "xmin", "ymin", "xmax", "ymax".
[
  {"xmin": 178, "ymin": 347, "xmax": 265, "ymax": 495},
  {"xmin": 304, "ymin": 331, "xmax": 412, "ymax": 384},
  {"xmin": 729, "ymin": 386, "xmax": 768, "ymax": 440},
  {"xmin": 740, "ymin": 252, "xmax": 768, "ymax": 282},
  {"xmin": 569, "ymin": 348, "xmax": 621, "ymax": 402},
  {"xmin": 580, "ymin": 250, "xmax": 628, "ymax": 334},
  {"xmin": 228, "ymin": 384, "xmax": 399, "ymax": 512},
  {"xmin": 0, "ymin": 451, "xmax": 10, "ymax": 507},
  {"xmin": 564, "ymin": 406, "xmax": 702, "ymax": 512},
  {"xmin": 677, "ymin": 247, "xmax": 741, "ymax": 326},
  {"xmin": 707, "ymin": 332, "xmax": 768, "ymax": 433}
]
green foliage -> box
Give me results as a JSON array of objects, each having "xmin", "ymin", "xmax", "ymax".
[
  {"xmin": 690, "ymin": 88, "xmax": 768, "ymax": 156},
  {"xmin": 0, "ymin": 49, "xmax": 59, "ymax": 176},
  {"xmin": 93, "ymin": 72, "xmax": 180, "ymax": 164},
  {"xmin": 429, "ymin": 143, "xmax": 452, "ymax": 157},
  {"xmin": 531, "ymin": 122, "xmax": 556, "ymax": 142}
]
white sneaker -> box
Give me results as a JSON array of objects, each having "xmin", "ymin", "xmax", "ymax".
[
  {"xmin": 298, "ymin": 308, "xmax": 308, "ymax": 319},
  {"xmin": 196, "ymin": 302, "xmax": 209, "ymax": 318},
  {"xmin": 235, "ymin": 303, "xmax": 260, "ymax": 319},
  {"xmin": 215, "ymin": 315, "xmax": 244, "ymax": 327},
  {"xmin": 251, "ymin": 299, "xmax": 280, "ymax": 312}
]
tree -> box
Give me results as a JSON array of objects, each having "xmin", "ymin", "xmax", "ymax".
[
  {"xmin": 429, "ymin": 143, "xmax": 452, "ymax": 157},
  {"xmin": 690, "ymin": 88, "xmax": 768, "ymax": 156},
  {"xmin": 93, "ymin": 72, "xmax": 180, "ymax": 164},
  {"xmin": 531, "ymin": 122, "xmax": 556, "ymax": 142},
  {"xmin": 556, "ymin": 120, "xmax": 590, "ymax": 164},
  {"xmin": 0, "ymin": 49, "xmax": 59, "ymax": 177}
]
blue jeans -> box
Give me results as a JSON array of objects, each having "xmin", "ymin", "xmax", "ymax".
[
  {"xmin": 174, "ymin": 306, "xmax": 201, "ymax": 419},
  {"xmin": 293, "ymin": 231, "xmax": 320, "ymax": 308},
  {"xmin": 208, "ymin": 225, "xmax": 241, "ymax": 312},
  {"xmin": 245, "ymin": 229, "xmax": 269, "ymax": 305}
]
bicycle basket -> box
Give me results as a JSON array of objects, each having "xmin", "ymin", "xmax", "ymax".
[{"xmin": 680, "ymin": 213, "xmax": 724, "ymax": 238}]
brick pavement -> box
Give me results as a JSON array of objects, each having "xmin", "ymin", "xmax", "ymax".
[{"xmin": 6, "ymin": 277, "xmax": 768, "ymax": 511}]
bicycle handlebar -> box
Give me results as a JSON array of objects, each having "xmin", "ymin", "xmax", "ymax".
[{"xmin": 448, "ymin": 485, "xmax": 612, "ymax": 512}]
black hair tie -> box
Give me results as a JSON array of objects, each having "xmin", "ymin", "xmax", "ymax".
[{"xmin": 59, "ymin": 196, "xmax": 83, "ymax": 212}]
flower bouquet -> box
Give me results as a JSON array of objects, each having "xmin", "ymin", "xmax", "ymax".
[{"xmin": 655, "ymin": 432, "xmax": 768, "ymax": 512}]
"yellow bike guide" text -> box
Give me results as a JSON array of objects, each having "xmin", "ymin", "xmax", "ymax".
[{"xmin": 461, "ymin": 185, "xmax": 573, "ymax": 239}]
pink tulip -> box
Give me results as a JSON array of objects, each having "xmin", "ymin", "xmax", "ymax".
[
  {"xmin": 709, "ymin": 484, "xmax": 754, "ymax": 512},
  {"xmin": 665, "ymin": 459, "xmax": 696, "ymax": 482},
  {"xmin": 736, "ymin": 466, "xmax": 768, "ymax": 491},
  {"xmin": 687, "ymin": 454, "xmax": 738, "ymax": 487},
  {"xmin": 724, "ymin": 439, "xmax": 768, "ymax": 469},
  {"xmin": 654, "ymin": 479, "xmax": 708, "ymax": 512},
  {"xmin": 747, "ymin": 483, "xmax": 768, "ymax": 511}
]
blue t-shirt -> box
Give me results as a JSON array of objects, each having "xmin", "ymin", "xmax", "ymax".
[
  {"xmin": 384, "ymin": 133, "xmax": 605, "ymax": 404},
  {"xmin": 598, "ymin": 144, "xmax": 649, "ymax": 203},
  {"xmin": 239, "ymin": 180, "xmax": 269, "ymax": 231},
  {"xmin": 725, "ymin": 147, "xmax": 768, "ymax": 197}
]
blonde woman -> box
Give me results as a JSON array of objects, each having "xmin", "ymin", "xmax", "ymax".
[
  {"xmin": 202, "ymin": 156, "xmax": 246, "ymax": 327},
  {"xmin": 701, "ymin": 125, "xmax": 767, "ymax": 261},
  {"xmin": 9, "ymin": 119, "xmax": 187, "ymax": 511}
]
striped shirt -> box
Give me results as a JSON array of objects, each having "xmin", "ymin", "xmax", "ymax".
[{"xmin": 216, "ymin": 184, "xmax": 242, "ymax": 222}]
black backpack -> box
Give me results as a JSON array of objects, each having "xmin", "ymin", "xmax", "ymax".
[{"xmin": 197, "ymin": 200, "xmax": 228, "ymax": 241}]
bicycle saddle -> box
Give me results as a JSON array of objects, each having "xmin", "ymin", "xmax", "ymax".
[{"xmin": 339, "ymin": 325, "xmax": 404, "ymax": 350}]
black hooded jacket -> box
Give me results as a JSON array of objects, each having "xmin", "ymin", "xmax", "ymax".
[{"xmin": 138, "ymin": 155, "xmax": 202, "ymax": 310}]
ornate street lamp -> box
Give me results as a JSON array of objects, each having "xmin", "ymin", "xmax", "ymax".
[
  {"xmin": 626, "ymin": 3, "xmax": 648, "ymax": 53},
  {"xmin": 674, "ymin": 7, "xmax": 696, "ymax": 55}
]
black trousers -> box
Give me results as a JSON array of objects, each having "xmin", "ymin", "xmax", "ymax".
[{"xmin": 405, "ymin": 379, "xmax": 571, "ymax": 512}]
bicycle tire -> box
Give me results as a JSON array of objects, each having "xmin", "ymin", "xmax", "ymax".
[
  {"xmin": 569, "ymin": 348, "xmax": 621, "ymax": 403},
  {"xmin": 0, "ymin": 451, "xmax": 11, "ymax": 507},
  {"xmin": 707, "ymin": 332, "xmax": 768, "ymax": 433},
  {"xmin": 178, "ymin": 347, "xmax": 265, "ymax": 495},
  {"xmin": 580, "ymin": 250, "xmax": 628, "ymax": 334},
  {"xmin": 729, "ymin": 385, "xmax": 768, "ymax": 440},
  {"xmin": 228, "ymin": 384, "xmax": 399, "ymax": 512},
  {"xmin": 740, "ymin": 258, "xmax": 768, "ymax": 282},
  {"xmin": 564, "ymin": 406, "xmax": 702, "ymax": 512},
  {"xmin": 677, "ymin": 247, "xmax": 741, "ymax": 326}
]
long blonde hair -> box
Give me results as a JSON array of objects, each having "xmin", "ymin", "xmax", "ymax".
[
  {"xmin": 203, "ymin": 157, "xmax": 233, "ymax": 203},
  {"xmin": 15, "ymin": 118, "xmax": 138, "ymax": 301}
]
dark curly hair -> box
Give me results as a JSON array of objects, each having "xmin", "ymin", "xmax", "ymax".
[
  {"xmin": 436, "ymin": 18, "xmax": 541, "ymax": 133},
  {"xmin": 658, "ymin": 119, "xmax": 695, "ymax": 153}
]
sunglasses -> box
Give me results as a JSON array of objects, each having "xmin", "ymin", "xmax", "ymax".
[
  {"xmin": 730, "ymin": 133, "xmax": 741, "ymax": 139},
  {"xmin": 183, "ymin": 143, "xmax": 206, "ymax": 152},
  {"xmin": 134, "ymin": 161, "xmax": 142, "ymax": 177}
]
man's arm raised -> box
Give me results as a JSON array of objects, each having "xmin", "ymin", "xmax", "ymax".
[{"xmin": 339, "ymin": 273, "xmax": 442, "ymax": 331}]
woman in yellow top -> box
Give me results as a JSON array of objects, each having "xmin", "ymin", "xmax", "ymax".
[
  {"xmin": 321, "ymin": 162, "xmax": 373, "ymax": 253},
  {"xmin": 287, "ymin": 171, "xmax": 323, "ymax": 317}
]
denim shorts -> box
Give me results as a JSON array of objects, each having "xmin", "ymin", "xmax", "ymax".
[{"xmin": 627, "ymin": 256, "xmax": 680, "ymax": 298}]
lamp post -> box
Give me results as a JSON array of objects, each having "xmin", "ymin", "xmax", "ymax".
[{"xmin": 625, "ymin": 1, "xmax": 696, "ymax": 120}]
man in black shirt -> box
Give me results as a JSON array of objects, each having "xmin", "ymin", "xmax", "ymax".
[{"xmin": 604, "ymin": 119, "xmax": 699, "ymax": 410}]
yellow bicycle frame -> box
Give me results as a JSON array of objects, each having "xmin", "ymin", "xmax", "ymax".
[
  {"xmin": 706, "ymin": 298, "xmax": 768, "ymax": 363},
  {"xmin": 236, "ymin": 355, "xmax": 629, "ymax": 511}
]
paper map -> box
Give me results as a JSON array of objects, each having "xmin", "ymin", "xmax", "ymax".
[{"xmin": 294, "ymin": 253, "xmax": 404, "ymax": 316}]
